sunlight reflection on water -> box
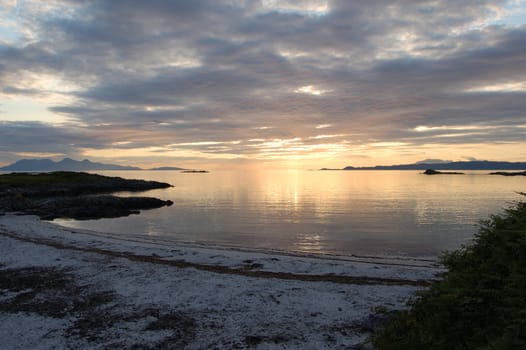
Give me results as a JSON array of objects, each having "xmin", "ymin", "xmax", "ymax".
[{"xmin": 54, "ymin": 170, "xmax": 525, "ymax": 258}]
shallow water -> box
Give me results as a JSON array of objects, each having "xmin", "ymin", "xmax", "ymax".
[{"xmin": 54, "ymin": 170, "xmax": 525, "ymax": 258}]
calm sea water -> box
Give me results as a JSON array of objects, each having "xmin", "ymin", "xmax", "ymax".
[{"xmin": 55, "ymin": 170, "xmax": 525, "ymax": 258}]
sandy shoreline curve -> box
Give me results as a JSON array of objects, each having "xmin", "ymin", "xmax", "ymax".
[{"xmin": 0, "ymin": 214, "xmax": 442, "ymax": 349}]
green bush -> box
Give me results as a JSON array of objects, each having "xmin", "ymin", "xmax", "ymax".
[{"xmin": 373, "ymin": 195, "xmax": 526, "ymax": 350}]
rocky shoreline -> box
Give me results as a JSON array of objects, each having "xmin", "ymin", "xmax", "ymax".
[{"xmin": 0, "ymin": 172, "xmax": 173, "ymax": 220}]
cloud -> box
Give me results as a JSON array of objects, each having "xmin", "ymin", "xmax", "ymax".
[
  {"xmin": 0, "ymin": 121, "xmax": 82, "ymax": 164},
  {"xmin": 0, "ymin": 0, "xmax": 525, "ymax": 167}
]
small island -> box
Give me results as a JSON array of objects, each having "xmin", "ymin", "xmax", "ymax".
[
  {"xmin": 489, "ymin": 171, "xmax": 526, "ymax": 176},
  {"xmin": 181, "ymin": 170, "xmax": 209, "ymax": 173},
  {"xmin": 423, "ymin": 169, "xmax": 464, "ymax": 175},
  {"xmin": 337, "ymin": 160, "xmax": 526, "ymax": 171},
  {"xmin": 0, "ymin": 171, "xmax": 173, "ymax": 220}
]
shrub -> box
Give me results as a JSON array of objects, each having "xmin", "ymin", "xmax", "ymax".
[{"xmin": 373, "ymin": 195, "xmax": 526, "ymax": 350}]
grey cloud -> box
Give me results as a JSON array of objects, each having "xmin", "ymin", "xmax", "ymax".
[
  {"xmin": 0, "ymin": 0, "xmax": 525, "ymax": 164},
  {"xmin": 0, "ymin": 121, "xmax": 86, "ymax": 157},
  {"xmin": 78, "ymin": 67, "xmax": 266, "ymax": 105},
  {"xmin": 2, "ymin": 86, "xmax": 41, "ymax": 96}
]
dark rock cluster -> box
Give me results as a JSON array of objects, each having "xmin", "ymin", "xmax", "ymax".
[
  {"xmin": 0, "ymin": 172, "xmax": 173, "ymax": 220},
  {"xmin": 423, "ymin": 169, "xmax": 464, "ymax": 175},
  {"xmin": 2, "ymin": 195, "xmax": 173, "ymax": 220},
  {"xmin": 489, "ymin": 171, "xmax": 526, "ymax": 176}
]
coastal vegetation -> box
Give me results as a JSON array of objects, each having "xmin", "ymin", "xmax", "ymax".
[
  {"xmin": 373, "ymin": 194, "xmax": 526, "ymax": 349},
  {"xmin": 0, "ymin": 172, "xmax": 173, "ymax": 220},
  {"xmin": 0, "ymin": 171, "xmax": 171, "ymax": 195}
]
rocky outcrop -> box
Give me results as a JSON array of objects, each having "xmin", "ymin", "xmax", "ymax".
[
  {"xmin": 423, "ymin": 169, "xmax": 464, "ymax": 175},
  {"xmin": 19, "ymin": 196, "xmax": 174, "ymax": 220},
  {"xmin": 489, "ymin": 171, "xmax": 526, "ymax": 176},
  {"xmin": 0, "ymin": 171, "xmax": 172, "ymax": 198},
  {"xmin": 0, "ymin": 172, "xmax": 174, "ymax": 220}
]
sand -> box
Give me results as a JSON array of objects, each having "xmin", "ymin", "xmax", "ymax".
[{"xmin": 0, "ymin": 214, "xmax": 442, "ymax": 349}]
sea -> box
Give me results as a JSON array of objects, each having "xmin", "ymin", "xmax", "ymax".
[{"xmin": 54, "ymin": 170, "xmax": 526, "ymax": 259}]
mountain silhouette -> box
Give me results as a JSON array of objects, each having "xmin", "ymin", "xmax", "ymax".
[
  {"xmin": 1, "ymin": 158, "xmax": 142, "ymax": 171},
  {"xmin": 342, "ymin": 160, "xmax": 526, "ymax": 171}
]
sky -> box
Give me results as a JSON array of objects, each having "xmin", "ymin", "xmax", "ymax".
[{"xmin": 0, "ymin": 0, "xmax": 525, "ymax": 169}]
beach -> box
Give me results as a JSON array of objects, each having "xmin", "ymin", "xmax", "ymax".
[{"xmin": 0, "ymin": 214, "xmax": 441, "ymax": 349}]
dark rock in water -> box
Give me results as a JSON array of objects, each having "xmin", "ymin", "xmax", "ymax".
[
  {"xmin": 423, "ymin": 169, "xmax": 464, "ymax": 175},
  {"xmin": 489, "ymin": 171, "xmax": 526, "ymax": 176},
  {"xmin": 44, "ymin": 196, "xmax": 172, "ymax": 220},
  {"xmin": 424, "ymin": 169, "xmax": 439, "ymax": 175},
  {"xmin": 1, "ymin": 195, "xmax": 173, "ymax": 220},
  {"xmin": 0, "ymin": 172, "xmax": 174, "ymax": 220}
]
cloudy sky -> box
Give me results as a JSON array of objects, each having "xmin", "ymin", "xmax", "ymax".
[{"xmin": 1, "ymin": 0, "xmax": 525, "ymax": 169}]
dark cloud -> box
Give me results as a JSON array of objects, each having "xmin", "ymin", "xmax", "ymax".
[
  {"xmin": 2, "ymin": 86, "xmax": 41, "ymax": 96},
  {"xmin": 0, "ymin": 0, "xmax": 525, "ymax": 165},
  {"xmin": 0, "ymin": 121, "xmax": 86, "ymax": 159}
]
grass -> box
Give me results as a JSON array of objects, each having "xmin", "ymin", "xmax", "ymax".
[
  {"xmin": 0, "ymin": 171, "xmax": 171, "ymax": 197},
  {"xmin": 372, "ymin": 194, "xmax": 526, "ymax": 349},
  {"xmin": 0, "ymin": 171, "xmax": 124, "ymax": 186}
]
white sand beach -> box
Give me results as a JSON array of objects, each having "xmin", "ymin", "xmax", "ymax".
[{"xmin": 0, "ymin": 214, "xmax": 442, "ymax": 349}]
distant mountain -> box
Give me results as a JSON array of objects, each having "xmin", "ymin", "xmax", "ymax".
[
  {"xmin": 0, "ymin": 158, "xmax": 196, "ymax": 172},
  {"xmin": 342, "ymin": 160, "xmax": 526, "ymax": 171},
  {"xmin": 0, "ymin": 158, "xmax": 142, "ymax": 171},
  {"xmin": 414, "ymin": 159, "xmax": 452, "ymax": 164}
]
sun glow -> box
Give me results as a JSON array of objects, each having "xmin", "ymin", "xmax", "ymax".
[
  {"xmin": 414, "ymin": 125, "xmax": 494, "ymax": 132},
  {"xmin": 260, "ymin": 0, "xmax": 329, "ymax": 16},
  {"xmin": 464, "ymin": 81, "xmax": 526, "ymax": 92}
]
